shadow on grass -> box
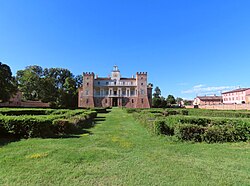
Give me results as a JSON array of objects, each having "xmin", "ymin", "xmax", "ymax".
[
  {"xmin": 0, "ymin": 135, "xmax": 20, "ymax": 147},
  {"xmin": 51, "ymin": 130, "xmax": 93, "ymax": 139}
]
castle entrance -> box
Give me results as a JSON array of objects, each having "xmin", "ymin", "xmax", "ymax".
[{"xmin": 112, "ymin": 98, "xmax": 118, "ymax": 107}]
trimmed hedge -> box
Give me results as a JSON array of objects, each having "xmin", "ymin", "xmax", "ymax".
[
  {"xmin": 188, "ymin": 109, "xmax": 250, "ymax": 118},
  {"xmin": 129, "ymin": 109, "xmax": 250, "ymax": 143},
  {"xmin": 0, "ymin": 109, "xmax": 97, "ymax": 138},
  {"xmin": 0, "ymin": 109, "xmax": 54, "ymax": 116}
]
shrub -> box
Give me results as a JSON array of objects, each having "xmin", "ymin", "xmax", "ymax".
[
  {"xmin": 175, "ymin": 124, "xmax": 205, "ymax": 142},
  {"xmin": 53, "ymin": 119, "xmax": 76, "ymax": 134},
  {"xmin": 0, "ymin": 109, "xmax": 97, "ymax": 138},
  {"xmin": 126, "ymin": 108, "xmax": 138, "ymax": 113},
  {"xmin": 154, "ymin": 120, "xmax": 174, "ymax": 135},
  {"xmin": 181, "ymin": 110, "xmax": 189, "ymax": 115}
]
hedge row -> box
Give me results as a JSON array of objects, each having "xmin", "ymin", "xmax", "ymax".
[
  {"xmin": 187, "ymin": 109, "xmax": 250, "ymax": 118},
  {"xmin": 175, "ymin": 123, "xmax": 250, "ymax": 143},
  {"xmin": 0, "ymin": 110, "xmax": 97, "ymax": 138},
  {"xmin": 131, "ymin": 111, "xmax": 250, "ymax": 143},
  {"xmin": 0, "ymin": 109, "xmax": 54, "ymax": 116}
]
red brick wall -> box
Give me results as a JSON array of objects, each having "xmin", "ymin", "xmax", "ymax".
[
  {"xmin": 78, "ymin": 72, "xmax": 95, "ymax": 108},
  {"xmin": 135, "ymin": 72, "xmax": 150, "ymax": 108}
]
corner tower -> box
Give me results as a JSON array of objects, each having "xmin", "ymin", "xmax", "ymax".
[
  {"xmin": 78, "ymin": 72, "xmax": 95, "ymax": 108},
  {"xmin": 136, "ymin": 72, "xmax": 151, "ymax": 108}
]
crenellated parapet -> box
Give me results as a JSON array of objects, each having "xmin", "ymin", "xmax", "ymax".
[
  {"xmin": 83, "ymin": 72, "xmax": 95, "ymax": 76},
  {"xmin": 136, "ymin": 72, "xmax": 147, "ymax": 75}
]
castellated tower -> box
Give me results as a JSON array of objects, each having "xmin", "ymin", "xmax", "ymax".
[
  {"xmin": 78, "ymin": 72, "xmax": 95, "ymax": 108},
  {"xmin": 78, "ymin": 66, "xmax": 152, "ymax": 108},
  {"xmin": 135, "ymin": 72, "xmax": 151, "ymax": 108}
]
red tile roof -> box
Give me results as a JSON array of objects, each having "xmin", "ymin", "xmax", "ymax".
[
  {"xmin": 222, "ymin": 88, "xmax": 250, "ymax": 94},
  {"xmin": 197, "ymin": 96, "xmax": 222, "ymax": 101}
]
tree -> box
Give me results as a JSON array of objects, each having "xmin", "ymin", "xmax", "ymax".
[
  {"xmin": 16, "ymin": 65, "xmax": 43, "ymax": 101},
  {"xmin": 153, "ymin": 86, "xmax": 161, "ymax": 98},
  {"xmin": 152, "ymin": 86, "xmax": 164, "ymax": 108},
  {"xmin": 166, "ymin": 95, "xmax": 176, "ymax": 105},
  {"xmin": 0, "ymin": 62, "xmax": 17, "ymax": 102}
]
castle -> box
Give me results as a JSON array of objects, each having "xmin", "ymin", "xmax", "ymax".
[{"xmin": 78, "ymin": 66, "xmax": 152, "ymax": 108}]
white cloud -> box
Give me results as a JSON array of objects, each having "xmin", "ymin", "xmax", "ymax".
[{"xmin": 182, "ymin": 85, "xmax": 237, "ymax": 95}]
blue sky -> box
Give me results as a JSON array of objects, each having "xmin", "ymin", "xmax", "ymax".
[{"xmin": 1, "ymin": 0, "xmax": 250, "ymax": 99}]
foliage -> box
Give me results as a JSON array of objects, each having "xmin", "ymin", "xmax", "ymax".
[
  {"xmin": 129, "ymin": 108, "xmax": 250, "ymax": 143},
  {"xmin": 16, "ymin": 65, "xmax": 82, "ymax": 108},
  {"xmin": 0, "ymin": 62, "xmax": 17, "ymax": 102},
  {"xmin": 166, "ymin": 95, "xmax": 176, "ymax": 105},
  {"xmin": 0, "ymin": 108, "xmax": 97, "ymax": 138},
  {"xmin": 153, "ymin": 86, "xmax": 161, "ymax": 98}
]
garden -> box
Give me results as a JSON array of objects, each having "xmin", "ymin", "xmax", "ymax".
[
  {"xmin": 0, "ymin": 108, "xmax": 98, "ymax": 139},
  {"xmin": 127, "ymin": 108, "xmax": 250, "ymax": 143}
]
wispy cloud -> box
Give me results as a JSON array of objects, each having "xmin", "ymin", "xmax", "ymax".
[{"xmin": 182, "ymin": 84, "xmax": 238, "ymax": 95}]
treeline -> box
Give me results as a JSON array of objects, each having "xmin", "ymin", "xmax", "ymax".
[
  {"xmin": 152, "ymin": 86, "xmax": 190, "ymax": 108},
  {"xmin": 0, "ymin": 62, "xmax": 82, "ymax": 108}
]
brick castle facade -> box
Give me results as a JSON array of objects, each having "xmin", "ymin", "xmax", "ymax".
[{"xmin": 78, "ymin": 66, "xmax": 152, "ymax": 108}]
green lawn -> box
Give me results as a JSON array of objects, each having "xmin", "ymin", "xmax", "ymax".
[{"xmin": 0, "ymin": 108, "xmax": 250, "ymax": 185}]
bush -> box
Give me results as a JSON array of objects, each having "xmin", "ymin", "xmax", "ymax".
[
  {"xmin": 203, "ymin": 125, "xmax": 250, "ymax": 143},
  {"xmin": 175, "ymin": 124, "xmax": 205, "ymax": 142},
  {"xmin": 154, "ymin": 120, "xmax": 174, "ymax": 135},
  {"xmin": 181, "ymin": 110, "xmax": 189, "ymax": 115},
  {"xmin": 0, "ymin": 109, "xmax": 98, "ymax": 138},
  {"xmin": 0, "ymin": 109, "xmax": 54, "ymax": 116},
  {"xmin": 53, "ymin": 119, "xmax": 76, "ymax": 134},
  {"xmin": 126, "ymin": 108, "xmax": 138, "ymax": 113},
  {"xmin": 0, "ymin": 116, "xmax": 55, "ymax": 138}
]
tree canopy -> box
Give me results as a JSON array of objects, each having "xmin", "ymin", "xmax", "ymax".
[
  {"xmin": 0, "ymin": 62, "xmax": 17, "ymax": 102},
  {"xmin": 16, "ymin": 65, "xmax": 81, "ymax": 108}
]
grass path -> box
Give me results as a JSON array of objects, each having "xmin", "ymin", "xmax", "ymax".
[{"xmin": 0, "ymin": 108, "xmax": 250, "ymax": 185}]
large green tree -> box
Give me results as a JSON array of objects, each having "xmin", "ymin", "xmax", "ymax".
[
  {"xmin": 0, "ymin": 62, "xmax": 17, "ymax": 102},
  {"xmin": 166, "ymin": 95, "xmax": 176, "ymax": 105},
  {"xmin": 17, "ymin": 66, "xmax": 81, "ymax": 108},
  {"xmin": 16, "ymin": 65, "xmax": 43, "ymax": 101},
  {"xmin": 152, "ymin": 86, "xmax": 164, "ymax": 108}
]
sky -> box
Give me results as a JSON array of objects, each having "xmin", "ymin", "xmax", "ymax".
[{"xmin": 1, "ymin": 0, "xmax": 250, "ymax": 99}]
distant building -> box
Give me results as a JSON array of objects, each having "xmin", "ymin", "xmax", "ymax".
[
  {"xmin": 193, "ymin": 95, "xmax": 222, "ymax": 105},
  {"xmin": 78, "ymin": 66, "xmax": 153, "ymax": 108},
  {"xmin": 222, "ymin": 88, "xmax": 250, "ymax": 104}
]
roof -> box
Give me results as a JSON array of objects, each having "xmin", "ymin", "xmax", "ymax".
[
  {"xmin": 95, "ymin": 77, "xmax": 111, "ymax": 80},
  {"xmin": 222, "ymin": 88, "xmax": 250, "ymax": 94},
  {"xmin": 95, "ymin": 77, "xmax": 136, "ymax": 80},
  {"xmin": 197, "ymin": 96, "xmax": 222, "ymax": 101},
  {"xmin": 120, "ymin": 78, "xmax": 136, "ymax": 80}
]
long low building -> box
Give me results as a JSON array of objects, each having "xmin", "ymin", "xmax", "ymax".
[
  {"xmin": 222, "ymin": 88, "xmax": 250, "ymax": 104},
  {"xmin": 193, "ymin": 95, "xmax": 223, "ymax": 105}
]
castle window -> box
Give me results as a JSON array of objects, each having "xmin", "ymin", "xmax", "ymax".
[
  {"xmin": 105, "ymin": 99, "xmax": 107, "ymax": 103},
  {"xmin": 86, "ymin": 99, "xmax": 89, "ymax": 104},
  {"xmin": 141, "ymin": 99, "xmax": 144, "ymax": 104},
  {"xmin": 141, "ymin": 77, "xmax": 143, "ymax": 80},
  {"xmin": 87, "ymin": 82, "xmax": 89, "ymax": 86},
  {"xmin": 98, "ymin": 82, "xmax": 100, "ymax": 85},
  {"xmin": 106, "ymin": 82, "xmax": 109, "ymax": 85},
  {"xmin": 141, "ymin": 83, "xmax": 143, "ymax": 85},
  {"xmin": 85, "ymin": 90, "xmax": 89, "ymax": 95},
  {"xmin": 132, "ymin": 99, "xmax": 134, "ymax": 103},
  {"xmin": 131, "ymin": 82, "xmax": 133, "ymax": 85},
  {"xmin": 141, "ymin": 90, "xmax": 144, "ymax": 95}
]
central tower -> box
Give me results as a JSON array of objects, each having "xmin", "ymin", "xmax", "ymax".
[{"xmin": 111, "ymin": 65, "xmax": 121, "ymax": 80}]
